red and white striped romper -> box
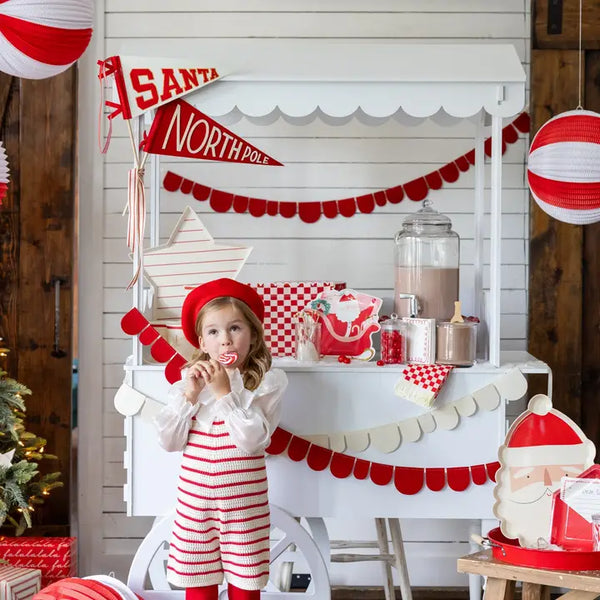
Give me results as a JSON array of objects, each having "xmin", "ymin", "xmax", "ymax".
[{"xmin": 166, "ymin": 416, "xmax": 271, "ymax": 591}]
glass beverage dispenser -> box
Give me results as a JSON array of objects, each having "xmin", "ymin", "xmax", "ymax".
[{"xmin": 394, "ymin": 200, "xmax": 460, "ymax": 321}]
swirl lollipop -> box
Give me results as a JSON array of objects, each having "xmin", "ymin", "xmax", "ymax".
[{"xmin": 218, "ymin": 351, "xmax": 238, "ymax": 366}]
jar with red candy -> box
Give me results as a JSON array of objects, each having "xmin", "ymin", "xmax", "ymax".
[{"xmin": 380, "ymin": 314, "xmax": 406, "ymax": 364}]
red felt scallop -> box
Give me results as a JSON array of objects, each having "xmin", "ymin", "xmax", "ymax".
[
  {"xmin": 192, "ymin": 183, "xmax": 211, "ymax": 201},
  {"xmin": 385, "ymin": 185, "xmax": 404, "ymax": 204},
  {"xmin": 163, "ymin": 171, "xmax": 183, "ymax": 192},
  {"xmin": 298, "ymin": 202, "xmax": 322, "ymax": 223},
  {"xmin": 439, "ymin": 162, "xmax": 460, "ymax": 183},
  {"xmin": 370, "ymin": 462, "xmax": 394, "ymax": 486},
  {"xmin": 121, "ymin": 308, "xmax": 148, "ymax": 335},
  {"xmin": 265, "ymin": 427, "xmax": 292, "ymax": 455},
  {"xmin": 266, "ymin": 201, "xmax": 278, "ymax": 216},
  {"xmin": 233, "ymin": 195, "xmax": 249, "ymax": 213},
  {"xmin": 338, "ymin": 198, "xmax": 357, "ymax": 218},
  {"xmin": 279, "ymin": 201, "xmax": 297, "ymax": 218},
  {"xmin": 330, "ymin": 452, "xmax": 355, "ymax": 479},
  {"xmin": 353, "ymin": 458, "xmax": 370, "ymax": 480},
  {"xmin": 470, "ymin": 464, "xmax": 488, "ymax": 486},
  {"xmin": 465, "ymin": 149, "xmax": 476, "ymax": 165},
  {"xmin": 249, "ymin": 198, "xmax": 267, "ymax": 218},
  {"xmin": 374, "ymin": 191, "xmax": 387, "ymax": 207},
  {"xmin": 403, "ymin": 177, "xmax": 428, "ymax": 201},
  {"xmin": 484, "ymin": 138, "xmax": 506, "ymax": 157},
  {"xmin": 425, "ymin": 468, "xmax": 446, "ymax": 492},
  {"xmin": 138, "ymin": 325, "xmax": 159, "ymax": 345},
  {"xmin": 180, "ymin": 178, "xmax": 194, "ymax": 195},
  {"xmin": 165, "ymin": 354, "xmax": 186, "ymax": 384},
  {"xmin": 502, "ymin": 124, "xmax": 519, "ymax": 145},
  {"xmin": 356, "ymin": 193, "xmax": 375, "ymax": 214},
  {"xmin": 512, "ymin": 111, "xmax": 530, "ymax": 133},
  {"xmin": 307, "ymin": 445, "xmax": 333, "ymax": 471},
  {"xmin": 322, "ymin": 200, "xmax": 338, "ymax": 218},
  {"xmin": 455, "ymin": 156, "xmax": 470, "ymax": 172},
  {"xmin": 287, "ymin": 436, "xmax": 311, "ymax": 462},
  {"xmin": 425, "ymin": 171, "xmax": 443, "ymax": 190},
  {"xmin": 486, "ymin": 461, "xmax": 501, "ymax": 483},
  {"xmin": 150, "ymin": 337, "xmax": 176, "ymax": 363},
  {"xmin": 446, "ymin": 466, "xmax": 471, "ymax": 492},
  {"xmin": 394, "ymin": 466, "xmax": 424, "ymax": 495},
  {"xmin": 210, "ymin": 189, "xmax": 234, "ymax": 213}
]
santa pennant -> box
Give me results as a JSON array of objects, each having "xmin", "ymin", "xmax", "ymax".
[
  {"xmin": 142, "ymin": 99, "xmax": 283, "ymax": 166},
  {"xmin": 98, "ymin": 56, "xmax": 225, "ymax": 121}
]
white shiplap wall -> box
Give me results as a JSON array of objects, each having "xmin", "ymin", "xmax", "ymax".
[{"xmin": 78, "ymin": 0, "xmax": 531, "ymax": 587}]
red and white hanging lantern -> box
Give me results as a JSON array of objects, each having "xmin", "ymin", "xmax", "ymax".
[
  {"xmin": 0, "ymin": 0, "xmax": 94, "ymax": 80},
  {"xmin": 0, "ymin": 141, "xmax": 8, "ymax": 205},
  {"xmin": 527, "ymin": 109, "xmax": 600, "ymax": 225}
]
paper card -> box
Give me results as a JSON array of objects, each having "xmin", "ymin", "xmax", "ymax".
[
  {"xmin": 401, "ymin": 317, "xmax": 436, "ymax": 364},
  {"xmin": 560, "ymin": 476, "xmax": 600, "ymax": 522}
]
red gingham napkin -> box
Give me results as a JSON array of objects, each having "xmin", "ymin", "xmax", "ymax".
[{"xmin": 393, "ymin": 364, "xmax": 454, "ymax": 408}]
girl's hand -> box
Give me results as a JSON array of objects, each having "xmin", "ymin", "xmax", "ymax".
[
  {"xmin": 191, "ymin": 359, "xmax": 231, "ymax": 399},
  {"xmin": 184, "ymin": 361, "xmax": 206, "ymax": 404}
]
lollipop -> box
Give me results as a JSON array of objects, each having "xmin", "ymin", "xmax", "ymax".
[{"xmin": 218, "ymin": 351, "xmax": 238, "ymax": 366}]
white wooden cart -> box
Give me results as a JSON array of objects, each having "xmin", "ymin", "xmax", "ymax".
[{"xmin": 115, "ymin": 41, "xmax": 549, "ymax": 600}]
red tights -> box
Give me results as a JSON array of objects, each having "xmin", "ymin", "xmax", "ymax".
[{"xmin": 185, "ymin": 585, "xmax": 260, "ymax": 600}]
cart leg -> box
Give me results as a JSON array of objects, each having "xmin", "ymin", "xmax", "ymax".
[
  {"xmin": 375, "ymin": 518, "xmax": 395, "ymax": 600},
  {"xmin": 387, "ymin": 518, "xmax": 412, "ymax": 600},
  {"xmin": 522, "ymin": 583, "xmax": 549, "ymax": 600}
]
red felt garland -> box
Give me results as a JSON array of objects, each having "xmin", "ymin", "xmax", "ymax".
[
  {"xmin": 264, "ymin": 427, "xmax": 500, "ymax": 495},
  {"xmin": 120, "ymin": 308, "xmax": 502, "ymax": 495},
  {"xmin": 163, "ymin": 111, "xmax": 530, "ymax": 224}
]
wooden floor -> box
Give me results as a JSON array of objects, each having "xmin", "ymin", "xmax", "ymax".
[{"xmin": 332, "ymin": 588, "xmax": 470, "ymax": 600}]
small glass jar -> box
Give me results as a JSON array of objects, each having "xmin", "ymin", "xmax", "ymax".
[
  {"xmin": 436, "ymin": 321, "xmax": 478, "ymax": 367},
  {"xmin": 380, "ymin": 314, "xmax": 407, "ymax": 364},
  {"xmin": 295, "ymin": 321, "xmax": 321, "ymax": 362}
]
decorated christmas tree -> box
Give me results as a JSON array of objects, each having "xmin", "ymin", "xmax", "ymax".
[{"xmin": 0, "ymin": 367, "xmax": 62, "ymax": 534}]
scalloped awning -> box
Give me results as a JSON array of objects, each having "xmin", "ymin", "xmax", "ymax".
[{"xmin": 184, "ymin": 41, "xmax": 526, "ymax": 122}]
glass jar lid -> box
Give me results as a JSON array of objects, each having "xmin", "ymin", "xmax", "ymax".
[{"xmin": 401, "ymin": 199, "xmax": 452, "ymax": 230}]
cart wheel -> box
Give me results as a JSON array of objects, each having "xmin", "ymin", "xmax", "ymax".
[{"xmin": 127, "ymin": 504, "xmax": 330, "ymax": 600}]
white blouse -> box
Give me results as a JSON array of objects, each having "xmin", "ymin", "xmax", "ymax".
[{"xmin": 154, "ymin": 367, "xmax": 288, "ymax": 455}]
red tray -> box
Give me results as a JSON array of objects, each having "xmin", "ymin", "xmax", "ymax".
[{"xmin": 487, "ymin": 528, "xmax": 600, "ymax": 571}]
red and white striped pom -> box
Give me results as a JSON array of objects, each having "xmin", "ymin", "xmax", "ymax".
[
  {"xmin": 218, "ymin": 351, "xmax": 238, "ymax": 366},
  {"xmin": 0, "ymin": 0, "xmax": 94, "ymax": 80},
  {"xmin": 0, "ymin": 141, "xmax": 8, "ymax": 205},
  {"xmin": 528, "ymin": 109, "xmax": 600, "ymax": 225}
]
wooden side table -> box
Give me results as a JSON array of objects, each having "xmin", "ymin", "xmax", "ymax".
[{"xmin": 458, "ymin": 550, "xmax": 600, "ymax": 600}]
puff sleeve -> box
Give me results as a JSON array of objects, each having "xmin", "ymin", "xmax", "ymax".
[
  {"xmin": 154, "ymin": 379, "xmax": 199, "ymax": 452},
  {"xmin": 216, "ymin": 368, "xmax": 288, "ymax": 455}
]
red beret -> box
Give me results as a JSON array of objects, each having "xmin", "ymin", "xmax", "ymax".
[{"xmin": 181, "ymin": 278, "xmax": 264, "ymax": 348}]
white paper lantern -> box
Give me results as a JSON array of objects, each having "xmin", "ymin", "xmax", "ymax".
[
  {"xmin": 528, "ymin": 109, "xmax": 600, "ymax": 225},
  {"xmin": 0, "ymin": 0, "xmax": 93, "ymax": 80}
]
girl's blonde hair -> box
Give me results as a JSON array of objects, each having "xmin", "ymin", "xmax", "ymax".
[{"xmin": 186, "ymin": 296, "xmax": 272, "ymax": 391}]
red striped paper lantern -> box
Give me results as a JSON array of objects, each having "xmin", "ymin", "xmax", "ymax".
[
  {"xmin": 528, "ymin": 109, "xmax": 600, "ymax": 225},
  {"xmin": 0, "ymin": 0, "xmax": 93, "ymax": 80}
]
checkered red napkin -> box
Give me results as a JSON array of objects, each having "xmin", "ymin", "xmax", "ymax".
[{"xmin": 393, "ymin": 364, "xmax": 454, "ymax": 408}]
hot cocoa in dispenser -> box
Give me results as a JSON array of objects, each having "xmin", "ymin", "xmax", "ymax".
[{"xmin": 394, "ymin": 200, "xmax": 459, "ymax": 321}]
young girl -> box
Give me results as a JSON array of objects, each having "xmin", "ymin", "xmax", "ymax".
[{"xmin": 155, "ymin": 278, "xmax": 288, "ymax": 600}]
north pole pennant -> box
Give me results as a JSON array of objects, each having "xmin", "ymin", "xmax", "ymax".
[
  {"xmin": 142, "ymin": 99, "xmax": 283, "ymax": 166},
  {"xmin": 98, "ymin": 56, "xmax": 225, "ymax": 121}
]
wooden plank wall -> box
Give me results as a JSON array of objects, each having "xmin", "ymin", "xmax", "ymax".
[
  {"xmin": 81, "ymin": 0, "xmax": 532, "ymax": 584},
  {"xmin": 530, "ymin": 1, "xmax": 600, "ymax": 450},
  {"xmin": 0, "ymin": 71, "xmax": 75, "ymax": 534}
]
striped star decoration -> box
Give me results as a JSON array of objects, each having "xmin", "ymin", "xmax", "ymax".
[{"xmin": 142, "ymin": 206, "xmax": 252, "ymax": 323}]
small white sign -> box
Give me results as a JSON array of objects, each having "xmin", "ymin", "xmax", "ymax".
[
  {"xmin": 560, "ymin": 477, "xmax": 600, "ymax": 523},
  {"xmin": 402, "ymin": 317, "xmax": 436, "ymax": 364}
]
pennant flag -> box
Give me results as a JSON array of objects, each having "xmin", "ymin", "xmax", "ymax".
[
  {"xmin": 142, "ymin": 98, "xmax": 283, "ymax": 166},
  {"xmin": 98, "ymin": 56, "xmax": 224, "ymax": 120}
]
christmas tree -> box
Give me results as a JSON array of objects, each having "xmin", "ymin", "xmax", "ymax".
[{"xmin": 0, "ymin": 367, "xmax": 62, "ymax": 534}]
